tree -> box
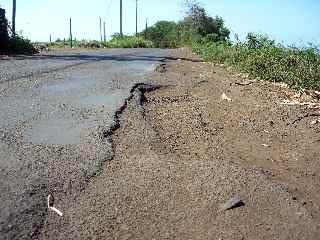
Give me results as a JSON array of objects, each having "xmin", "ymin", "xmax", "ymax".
[
  {"xmin": 181, "ymin": 0, "xmax": 230, "ymax": 42},
  {"xmin": 142, "ymin": 21, "xmax": 178, "ymax": 48},
  {"xmin": 139, "ymin": 1, "xmax": 230, "ymax": 47},
  {"xmin": 0, "ymin": 8, "xmax": 9, "ymax": 51}
]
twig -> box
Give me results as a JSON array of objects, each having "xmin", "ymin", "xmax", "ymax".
[
  {"xmin": 291, "ymin": 113, "xmax": 320, "ymax": 125},
  {"xmin": 47, "ymin": 194, "xmax": 63, "ymax": 217},
  {"xmin": 234, "ymin": 81, "xmax": 254, "ymax": 86}
]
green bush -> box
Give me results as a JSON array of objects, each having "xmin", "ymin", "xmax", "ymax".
[
  {"xmin": 8, "ymin": 35, "xmax": 35, "ymax": 54},
  {"xmin": 106, "ymin": 36, "xmax": 153, "ymax": 48},
  {"xmin": 1, "ymin": 8, "xmax": 34, "ymax": 54},
  {"xmin": 76, "ymin": 40, "xmax": 101, "ymax": 48},
  {"xmin": 193, "ymin": 34, "xmax": 320, "ymax": 90},
  {"xmin": 141, "ymin": 21, "xmax": 179, "ymax": 48}
]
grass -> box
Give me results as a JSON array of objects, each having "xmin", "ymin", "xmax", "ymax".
[{"xmin": 193, "ymin": 38, "xmax": 320, "ymax": 91}]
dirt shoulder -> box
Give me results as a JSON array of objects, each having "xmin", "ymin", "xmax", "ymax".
[
  {"xmin": 39, "ymin": 54, "xmax": 320, "ymax": 239},
  {"xmin": 146, "ymin": 58, "xmax": 320, "ymax": 238}
]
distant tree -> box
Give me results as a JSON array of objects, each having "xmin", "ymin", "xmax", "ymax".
[
  {"xmin": 111, "ymin": 33, "xmax": 123, "ymax": 39},
  {"xmin": 142, "ymin": 21, "xmax": 178, "ymax": 48},
  {"xmin": 138, "ymin": 1, "xmax": 230, "ymax": 47},
  {"xmin": 177, "ymin": 17, "xmax": 193, "ymax": 45},
  {"xmin": 182, "ymin": 0, "xmax": 230, "ymax": 42}
]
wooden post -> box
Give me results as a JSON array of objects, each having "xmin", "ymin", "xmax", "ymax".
[
  {"xmin": 99, "ymin": 17, "xmax": 102, "ymax": 42},
  {"xmin": 103, "ymin": 21, "xmax": 106, "ymax": 44},
  {"xmin": 12, "ymin": 0, "xmax": 16, "ymax": 36},
  {"xmin": 135, "ymin": 0, "xmax": 138, "ymax": 36}
]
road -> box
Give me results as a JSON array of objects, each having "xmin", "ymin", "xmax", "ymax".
[
  {"xmin": 0, "ymin": 49, "xmax": 171, "ymax": 239},
  {"xmin": 1, "ymin": 49, "xmax": 319, "ymax": 239}
]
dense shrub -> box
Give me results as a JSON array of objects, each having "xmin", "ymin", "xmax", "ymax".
[
  {"xmin": 0, "ymin": 8, "xmax": 35, "ymax": 54},
  {"xmin": 193, "ymin": 34, "xmax": 320, "ymax": 90},
  {"xmin": 8, "ymin": 35, "xmax": 35, "ymax": 54},
  {"xmin": 106, "ymin": 36, "xmax": 153, "ymax": 48},
  {"xmin": 77, "ymin": 40, "xmax": 101, "ymax": 48},
  {"xmin": 141, "ymin": 21, "xmax": 179, "ymax": 48}
]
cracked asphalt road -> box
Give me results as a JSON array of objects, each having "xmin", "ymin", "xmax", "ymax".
[
  {"xmin": 1, "ymin": 48, "xmax": 319, "ymax": 240},
  {"xmin": 0, "ymin": 49, "xmax": 171, "ymax": 239}
]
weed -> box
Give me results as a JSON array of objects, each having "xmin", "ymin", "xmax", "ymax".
[{"xmin": 193, "ymin": 34, "xmax": 320, "ymax": 90}]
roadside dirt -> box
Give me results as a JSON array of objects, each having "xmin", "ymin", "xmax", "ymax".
[
  {"xmin": 39, "ymin": 53, "xmax": 320, "ymax": 239},
  {"xmin": 145, "ymin": 58, "xmax": 320, "ymax": 238}
]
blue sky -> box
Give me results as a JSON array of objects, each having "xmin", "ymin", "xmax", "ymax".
[{"xmin": 0, "ymin": 0, "xmax": 319, "ymax": 46}]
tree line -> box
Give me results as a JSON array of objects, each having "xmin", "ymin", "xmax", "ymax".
[{"xmin": 140, "ymin": 1, "xmax": 230, "ymax": 48}]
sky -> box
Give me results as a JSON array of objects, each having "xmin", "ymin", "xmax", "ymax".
[{"xmin": 0, "ymin": 0, "xmax": 319, "ymax": 46}]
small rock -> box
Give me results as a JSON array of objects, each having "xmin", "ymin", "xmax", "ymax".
[
  {"xmin": 221, "ymin": 93, "xmax": 232, "ymax": 102},
  {"xmin": 220, "ymin": 194, "xmax": 244, "ymax": 211},
  {"xmin": 261, "ymin": 144, "xmax": 271, "ymax": 148},
  {"xmin": 310, "ymin": 119, "xmax": 320, "ymax": 125}
]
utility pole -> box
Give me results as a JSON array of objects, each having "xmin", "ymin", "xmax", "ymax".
[
  {"xmin": 12, "ymin": 0, "xmax": 16, "ymax": 36},
  {"xmin": 99, "ymin": 17, "xmax": 102, "ymax": 42},
  {"xmin": 145, "ymin": 18, "xmax": 148, "ymax": 39},
  {"xmin": 135, "ymin": 0, "xmax": 138, "ymax": 36},
  {"xmin": 103, "ymin": 21, "xmax": 106, "ymax": 44},
  {"xmin": 120, "ymin": 0, "xmax": 123, "ymax": 37},
  {"xmin": 50, "ymin": 34, "xmax": 52, "ymax": 44},
  {"xmin": 69, "ymin": 18, "xmax": 73, "ymax": 48}
]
